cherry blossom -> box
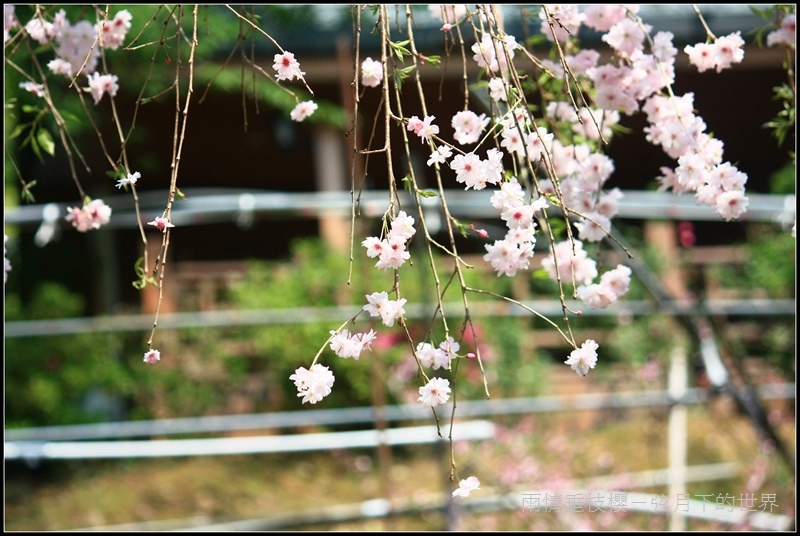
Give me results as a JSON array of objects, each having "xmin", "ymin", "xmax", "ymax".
[
  {"xmin": 148, "ymin": 216, "xmax": 175, "ymax": 233},
  {"xmin": 417, "ymin": 116, "xmax": 439, "ymax": 144},
  {"xmin": 65, "ymin": 199, "xmax": 112, "ymax": 232},
  {"xmin": 116, "ymin": 171, "xmax": 140, "ymax": 190},
  {"xmin": 4, "ymin": 5, "xmax": 17, "ymax": 44},
  {"xmin": 451, "ymin": 110, "xmax": 489, "ymax": 146},
  {"xmin": 565, "ymin": 339, "xmax": 599, "ymax": 377},
  {"xmin": 428, "ymin": 4, "xmax": 466, "ymax": 25},
  {"xmin": 4, "ymin": 234, "xmax": 10, "ymax": 284},
  {"xmin": 86, "ymin": 72, "xmax": 119, "ymax": 105},
  {"xmin": 452, "ymin": 475, "xmax": 481, "ymax": 498},
  {"xmin": 418, "ymin": 377, "xmax": 451, "ymax": 408},
  {"xmin": 363, "ymin": 292, "xmax": 407, "ymax": 327},
  {"xmin": 273, "ymin": 50, "xmax": 305, "ymax": 81},
  {"xmin": 96, "ymin": 9, "xmax": 132, "ymax": 50},
  {"xmin": 143, "ymin": 349, "xmax": 161, "ymax": 364},
  {"xmin": 427, "ymin": 145, "xmax": 452, "ymax": 167},
  {"xmin": 56, "ymin": 19, "xmax": 100, "ymax": 76},
  {"xmin": 541, "ymin": 239, "xmax": 598, "ymax": 286},
  {"xmin": 361, "ymin": 57, "xmax": 383, "ymax": 88},
  {"xmin": 767, "ymin": 14, "xmax": 796, "ymax": 47},
  {"xmin": 715, "ymin": 190, "xmax": 750, "ymax": 221},
  {"xmin": 488, "ymin": 77, "xmax": 507, "ymax": 102},
  {"xmin": 19, "ymin": 81, "xmax": 45, "ymax": 97},
  {"xmin": 290, "ymin": 100, "xmax": 317, "ymax": 122},
  {"xmin": 290, "ymin": 364, "xmax": 335, "ymax": 404},
  {"xmin": 330, "ymin": 329, "xmax": 377, "ymax": 359},
  {"xmin": 47, "ymin": 58, "xmax": 73, "ymax": 77}
]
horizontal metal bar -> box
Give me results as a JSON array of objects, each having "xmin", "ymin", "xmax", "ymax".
[
  {"xmin": 4, "ymin": 420, "xmax": 496, "ymax": 461},
  {"xmin": 4, "ymin": 189, "xmax": 795, "ymax": 228},
  {"xmin": 4, "ymin": 298, "xmax": 795, "ymax": 338},
  {"xmin": 5, "ymin": 384, "xmax": 793, "ymax": 442}
]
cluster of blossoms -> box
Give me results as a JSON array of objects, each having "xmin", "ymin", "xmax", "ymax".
[
  {"xmin": 290, "ymin": 364, "xmax": 336, "ymax": 405},
  {"xmin": 565, "ymin": 339, "xmax": 600, "ymax": 377},
  {"xmin": 361, "ymin": 210, "xmax": 416, "ymax": 270},
  {"xmin": 407, "ymin": 115, "xmax": 440, "ymax": 145},
  {"xmin": 684, "ymin": 32, "xmax": 746, "ymax": 74},
  {"xmin": 272, "ymin": 50, "xmax": 318, "ymax": 123},
  {"xmin": 14, "ymin": 7, "xmax": 132, "ymax": 104},
  {"xmin": 416, "ymin": 336, "xmax": 460, "ymax": 371},
  {"xmin": 65, "ymin": 198, "xmax": 112, "ymax": 232},
  {"xmin": 363, "ymin": 291, "xmax": 407, "ymax": 328},
  {"xmin": 329, "ymin": 329, "xmax": 377, "ymax": 360},
  {"xmin": 645, "ymin": 93, "xmax": 750, "ymax": 221},
  {"xmin": 484, "ymin": 178, "xmax": 549, "ymax": 277}
]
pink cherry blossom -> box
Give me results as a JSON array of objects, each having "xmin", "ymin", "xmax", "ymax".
[
  {"xmin": 55, "ymin": 19, "xmax": 100, "ymax": 76},
  {"xmin": 97, "ymin": 9, "xmax": 132, "ymax": 50},
  {"xmin": 541, "ymin": 239, "xmax": 598, "ymax": 286},
  {"xmin": 290, "ymin": 100, "xmax": 317, "ymax": 122},
  {"xmin": 427, "ymin": 145, "xmax": 452, "ymax": 167},
  {"xmin": 143, "ymin": 349, "xmax": 161, "ymax": 364},
  {"xmin": 452, "ymin": 475, "xmax": 481, "ymax": 498},
  {"xmin": 47, "ymin": 58, "xmax": 73, "ymax": 77},
  {"xmin": 488, "ymin": 77, "xmax": 507, "ymax": 102},
  {"xmin": 712, "ymin": 32, "xmax": 745, "ymax": 72},
  {"xmin": 116, "ymin": 171, "xmax": 140, "ymax": 189},
  {"xmin": 582, "ymin": 4, "xmax": 627, "ymax": 32},
  {"xmin": 148, "ymin": 216, "xmax": 175, "ymax": 233},
  {"xmin": 290, "ymin": 363, "xmax": 335, "ymax": 404},
  {"xmin": 715, "ymin": 190, "xmax": 749, "ymax": 221},
  {"xmin": 273, "ymin": 50, "xmax": 305, "ymax": 81},
  {"xmin": 684, "ymin": 41, "xmax": 717, "ymax": 73},
  {"xmin": 574, "ymin": 212, "xmax": 611, "ymax": 243},
  {"xmin": 577, "ymin": 283, "xmax": 617, "ymax": 309},
  {"xmin": 361, "ymin": 57, "xmax": 383, "ymax": 88},
  {"xmin": 19, "ymin": 81, "xmax": 45, "ymax": 97},
  {"xmin": 4, "ymin": 234, "xmax": 12, "ymax": 284},
  {"xmin": 428, "ymin": 4, "xmax": 466, "ymax": 25},
  {"xmin": 418, "ymin": 377, "xmax": 451, "ymax": 408},
  {"xmin": 363, "ymin": 292, "xmax": 407, "ymax": 327},
  {"xmin": 767, "ymin": 14, "xmax": 795, "ymax": 47},
  {"xmin": 66, "ymin": 199, "xmax": 112, "ymax": 232},
  {"xmin": 449, "ymin": 152, "xmax": 483, "ymax": 188},
  {"xmin": 451, "ymin": 110, "xmax": 489, "ymax": 145},
  {"xmin": 565, "ymin": 339, "xmax": 599, "ymax": 377},
  {"xmin": 86, "ymin": 72, "xmax": 119, "ymax": 105}
]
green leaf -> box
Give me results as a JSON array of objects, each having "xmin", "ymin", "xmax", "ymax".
[
  {"xmin": 36, "ymin": 128, "xmax": 55, "ymax": 156},
  {"xmin": 21, "ymin": 104, "xmax": 39, "ymax": 114},
  {"xmin": 29, "ymin": 134, "xmax": 43, "ymax": 163},
  {"xmin": 532, "ymin": 268, "xmax": 552, "ymax": 279},
  {"xmin": 21, "ymin": 181, "xmax": 37, "ymax": 204},
  {"xmin": 8, "ymin": 124, "xmax": 27, "ymax": 140},
  {"xmin": 418, "ymin": 190, "xmax": 438, "ymax": 198},
  {"xmin": 423, "ymin": 54, "xmax": 441, "ymax": 67}
]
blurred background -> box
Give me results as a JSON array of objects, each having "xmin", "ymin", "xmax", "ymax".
[{"xmin": 4, "ymin": 5, "xmax": 795, "ymax": 531}]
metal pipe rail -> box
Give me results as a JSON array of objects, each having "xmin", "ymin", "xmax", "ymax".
[
  {"xmin": 3, "ymin": 189, "xmax": 795, "ymax": 228},
  {"xmin": 4, "ymin": 297, "xmax": 795, "ymax": 338},
  {"xmin": 6, "ymin": 383, "xmax": 794, "ymax": 443}
]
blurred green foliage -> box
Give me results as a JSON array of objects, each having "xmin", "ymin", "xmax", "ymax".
[
  {"xmin": 4, "ymin": 236, "xmax": 545, "ymax": 426},
  {"xmin": 5, "ymin": 282, "xmax": 135, "ymax": 428}
]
